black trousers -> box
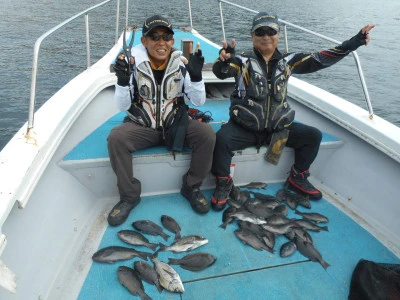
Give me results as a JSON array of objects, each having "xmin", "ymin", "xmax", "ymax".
[{"xmin": 211, "ymin": 120, "xmax": 322, "ymax": 177}]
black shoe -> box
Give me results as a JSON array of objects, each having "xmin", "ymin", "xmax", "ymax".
[
  {"xmin": 181, "ymin": 175, "xmax": 210, "ymax": 214},
  {"xmin": 211, "ymin": 176, "xmax": 233, "ymax": 211},
  {"xmin": 286, "ymin": 166, "xmax": 322, "ymax": 200},
  {"xmin": 107, "ymin": 198, "xmax": 141, "ymax": 226}
]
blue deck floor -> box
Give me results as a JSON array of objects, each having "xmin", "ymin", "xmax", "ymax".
[{"xmin": 78, "ymin": 182, "xmax": 400, "ymax": 300}]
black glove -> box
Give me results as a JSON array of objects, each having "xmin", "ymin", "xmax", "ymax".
[
  {"xmin": 219, "ymin": 44, "xmax": 236, "ymax": 61},
  {"xmin": 113, "ymin": 57, "xmax": 131, "ymax": 86},
  {"xmin": 341, "ymin": 30, "xmax": 368, "ymax": 52},
  {"xmin": 186, "ymin": 49, "xmax": 204, "ymax": 82}
]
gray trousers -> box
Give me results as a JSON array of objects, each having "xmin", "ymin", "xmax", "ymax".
[{"xmin": 107, "ymin": 119, "xmax": 216, "ymax": 202}]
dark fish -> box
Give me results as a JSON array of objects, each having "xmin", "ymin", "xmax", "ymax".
[
  {"xmin": 249, "ymin": 192, "xmax": 278, "ymax": 202},
  {"xmin": 161, "ymin": 215, "xmax": 182, "ymax": 240},
  {"xmin": 117, "ymin": 230, "xmax": 159, "ymax": 251},
  {"xmin": 234, "ymin": 228, "xmax": 274, "ymax": 253},
  {"xmin": 294, "ymin": 210, "xmax": 329, "ymax": 223},
  {"xmin": 92, "ymin": 246, "xmax": 151, "ymax": 263},
  {"xmin": 134, "ymin": 260, "xmax": 163, "ymax": 293},
  {"xmin": 272, "ymin": 204, "xmax": 288, "ymax": 216},
  {"xmin": 261, "ymin": 221, "xmax": 296, "ymax": 235},
  {"xmin": 132, "ymin": 220, "xmax": 170, "ymax": 241},
  {"xmin": 244, "ymin": 201, "xmax": 275, "ymax": 219},
  {"xmin": 118, "ymin": 266, "xmax": 151, "ymax": 300},
  {"xmin": 168, "ymin": 252, "xmax": 217, "ymax": 271},
  {"xmin": 294, "ymin": 219, "xmax": 328, "ymax": 232},
  {"xmin": 151, "ymin": 253, "xmax": 184, "ymax": 293},
  {"xmin": 220, "ymin": 206, "xmax": 237, "ymax": 229},
  {"xmin": 237, "ymin": 221, "xmax": 266, "ymax": 237},
  {"xmin": 291, "ymin": 227, "xmax": 314, "ymax": 243},
  {"xmin": 296, "ymin": 195, "xmax": 311, "ymax": 209},
  {"xmin": 261, "ymin": 232, "xmax": 276, "ymax": 249},
  {"xmin": 280, "ymin": 241, "xmax": 297, "ymax": 258},
  {"xmin": 240, "ymin": 182, "xmax": 268, "ymax": 189},
  {"xmin": 267, "ymin": 214, "xmax": 290, "ymax": 225},
  {"xmin": 228, "ymin": 190, "xmax": 250, "ymax": 208},
  {"xmin": 276, "ymin": 189, "xmax": 298, "ymax": 210},
  {"xmin": 294, "ymin": 237, "xmax": 330, "ymax": 269},
  {"xmin": 158, "ymin": 235, "xmax": 208, "ymax": 253}
]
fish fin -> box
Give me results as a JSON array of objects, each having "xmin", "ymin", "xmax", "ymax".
[
  {"xmin": 219, "ymin": 222, "xmax": 228, "ymax": 229},
  {"xmin": 138, "ymin": 251, "xmax": 152, "ymax": 261},
  {"xmin": 294, "ymin": 209, "xmax": 301, "ymax": 215},
  {"xmin": 156, "ymin": 282, "xmax": 163, "ymax": 293},
  {"xmin": 321, "ymin": 226, "xmax": 329, "ymax": 231}
]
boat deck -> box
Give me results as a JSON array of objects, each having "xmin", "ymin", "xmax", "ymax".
[{"xmin": 78, "ymin": 184, "xmax": 400, "ymax": 299}]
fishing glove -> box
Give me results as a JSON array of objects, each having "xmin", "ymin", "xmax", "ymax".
[
  {"xmin": 113, "ymin": 56, "xmax": 131, "ymax": 86},
  {"xmin": 219, "ymin": 44, "xmax": 235, "ymax": 73},
  {"xmin": 341, "ymin": 30, "xmax": 368, "ymax": 52},
  {"xmin": 186, "ymin": 49, "xmax": 204, "ymax": 82}
]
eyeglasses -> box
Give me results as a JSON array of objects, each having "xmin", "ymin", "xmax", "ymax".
[
  {"xmin": 147, "ymin": 33, "xmax": 174, "ymax": 42},
  {"xmin": 254, "ymin": 27, "xmax": 278, "ymax": 37}
]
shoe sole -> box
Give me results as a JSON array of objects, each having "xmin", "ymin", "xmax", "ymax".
[{"xmin": 285, "ymin": 181, "xmax": 322, "ymax": 200}]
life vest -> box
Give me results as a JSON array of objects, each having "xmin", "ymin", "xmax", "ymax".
[
  {"xmin": 229, "ymin": 50, "xmax": 294, "ymax": 132},
  {"xmin": 127, "ymin": 51, "xmax": 185, "ymax": 129}
]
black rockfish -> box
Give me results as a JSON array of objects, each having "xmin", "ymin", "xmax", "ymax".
[
  {"xmin": 92, "ymin": 246, "xmax": 151, "ymax": 263},
  {"xmin": 168, "ymin": 252, "xmax": 217, "ymax": 271},
  {"xmin": 294, "ymin": 237, "xmax": 330, "ymax": 269},
  {"xmin": 134, "ymin": 260, "xmax": 163, "ymax": 293},
  {"xmin": 161, "ymin": 215, "xmax": 182, "ymax": 240},
  {"xmin": 117, "ymin": 230, "xmax": 159, "ymax": 251},
  {"xmin": 158, "ymin": 235, "xmax": 208, "ymax": 253},
  {"xmin": 132, "ymin": 220, "xmax": 170, "ymax": 241},
  {"xmin": 234, "ymin": 228, "xmax": 274, "ymax": 253},
  {"xmin": 118, "ymin": 266, "xmax": 151, "ymax": 300}
]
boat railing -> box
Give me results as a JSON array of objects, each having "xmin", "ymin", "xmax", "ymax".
[
  {"xmin": 217, "ymin": 0, "xmax": 374, "ymax": 119},
  {"xmin": 27, "ymin": 0, "xmax": 133, "ymax": 136}
]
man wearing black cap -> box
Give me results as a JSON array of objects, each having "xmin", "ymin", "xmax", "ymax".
[
  {"xmin": 107, "ymin": 15, "xmax": 215, "ymax": 226},
  {"xmin": 210, "ymin": 11, "xmax": 375, "ymax": 211}
]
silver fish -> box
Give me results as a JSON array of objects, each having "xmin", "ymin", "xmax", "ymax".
[
  {"xmin": 294, "ymin": 219, "xmax": 328, "ymax": 232},
  {"xmin": 92, "ymin": 246, "xmax": 151, "ymax": 263},
  {"xmin": 168, "ymin": 252, "xmax": 217, "ymax": 271},
  {"xmin": 240, "ymin": 182, "xmax": 268, "ymax": 189},
  {"xmin": 294, "ymin": 210, "xmax": 329, "ymax": 223},
  {"xmin": 133, "ymin": 260, "xmax": 163, "ymax": 293},
  {"xmin": 132, "ymin": 220, "xmax": 170, "ymax": 241},
  {"xmin": 234, "ymin": 228, "xmax": 274, "ymax": 253},
  {"xmin": 161, "ymin": 215, "xmax": 182, "ymax": 241},
  {"xmin": 249, "ymin": 192, "xmax": 278, "ymax": 203},
  {"xmin": 151, "ymin": 254, "xmax": 184, "ymax": 293},
  {"xmin": 294, "ymin": 237, "xmax": 330, "ymax": 269},
  {"xmin": 118, "ymin": 266, "xmax": 151, "ymax": 300},
  {"xmin": 290, "ymin": 227, "xmax": 313, "ymax": 243},
  {"xmin": 158, "ymin": 235, "xmax": 208, "ymax": 253},
  {"xmin": 229, "ymin": 210, "xmax": 268, "ymax": 225},
  {"xmin": 267, "ymin": 215, "xmax": 290, "ymax": 225},
  {"xmin": 117, "ymin": 230, "xmax": 159, "ymax": 251},
  {"xmin": 280, "ymin": 241, "xmax": 297, "ymax": 258}
]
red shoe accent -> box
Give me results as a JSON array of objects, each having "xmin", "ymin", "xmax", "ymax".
[
  {"xmin": 288, "ymin": 177, "xmax": 320, "ymax": 195},
  {"xmin": 211, "ymin": 197, "xmax": 228, "ymax": 205}
]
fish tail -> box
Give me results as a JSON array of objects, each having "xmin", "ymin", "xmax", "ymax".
[
  {"xmin": 155, "ymin": 283, "xmax": 163, "ymax": 293},
  {"xmin": 294, "ymin": 209, "xmax": 301, "ymax": 215},
  {"xmin": 161, "ymin": 232, "xmax": 170, "ymax": 241},
  {"xmin": 158, "ymin": 243, "xmax": 167, "ymax": 251},
  {"xmin": 219, "ymin": 222, "xmax": 228, "ymax": 229},
  {"xmin": 140, "ymin": 292, "xmax": 152, "ymax": 300},
  {"xmin": 167, "ymin": 257, "xmax": 179, "ymax": 265},
  {"xmin": 138, "ymin": 250, "xmax": 152, "ymax": 261},
  {"xmin": 148, "ymin": 243, "xmax": 158, "ymax": 251},
  {"xmin": 174, "ymin": 232, "xmax": 181, "ymax": 241},
  {"xmin": 320, "ymin": 226, "xmax": 329, "ymax": 231},
  {"xmin": 320, "ymin": 259, "xmax": 331, "ymax": 270}
]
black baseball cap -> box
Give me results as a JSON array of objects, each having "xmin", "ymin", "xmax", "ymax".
[
  {"xmin": 251, "ymin": 12, "xmax": 280, "ymax": 32},
  {"xmin": 142, "ymin": 15, "xmax": 174, "ymax": 36}
]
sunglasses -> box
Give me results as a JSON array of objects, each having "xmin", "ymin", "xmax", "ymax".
[
  {"xmin": 254, "ymin": 27, "xmax": 278, "ymax": 37},
  {"xmin": 147, "ymin": 33, "xmax": 174, "ymax": 42}
]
